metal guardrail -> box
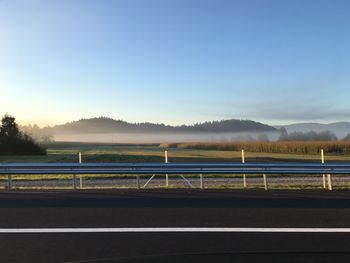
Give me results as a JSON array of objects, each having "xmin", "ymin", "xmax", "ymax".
[
  {"xmin": 1, "ymin": 162, "xmax": 350, "ymax": 174},
  {"xmin": 0, "ymin": 162, "xmax": 349, "ymax": 191}
]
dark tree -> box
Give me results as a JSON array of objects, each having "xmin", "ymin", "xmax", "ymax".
[
  {"xmin": 0, "ymin": 114, "xmax": 46, "ymax": 155},
  {"xmin": 0, "ymin": 114, "xmax": 19, "ymax": 138},
  {"xmin": 278, "ymin": 127, "xmax": 288, "ymax": 141}
]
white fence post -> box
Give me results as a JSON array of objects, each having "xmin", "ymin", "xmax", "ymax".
[
  {"xmin": 263, "ymin": 174, "xmax": 268, "ymax": 190},
  {"xmin": 242, "ymin": 149, "xmax": 247, "ymax": 188},
  {"xmin": 327, "ymin": 174, "xmax": 333, "ymax": 191},
  {"xmin": 165, "ymin": 150, "xmax": 169, "ymax": 187},
  {"xmin": 200, "ymin": 174, "xmax": 204, "ymax": 189}
]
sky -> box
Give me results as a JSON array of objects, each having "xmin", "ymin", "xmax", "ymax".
[{"xmin": 1, "ymin": 0, "xmax": 350, "ymax": 127}]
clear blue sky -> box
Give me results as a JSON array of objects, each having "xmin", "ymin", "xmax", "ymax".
[{"xmin": 1, "ymin": 0, "xmax": 349, "ymax": 126}]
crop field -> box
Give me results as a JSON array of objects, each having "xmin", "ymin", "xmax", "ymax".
[
  {"xmin": 1, "ymin": 142, "xmax": 350, "ymax": 190},
  {"xmin": 161, "ymin": 141, "xmax": 350, "ymax": 155}
]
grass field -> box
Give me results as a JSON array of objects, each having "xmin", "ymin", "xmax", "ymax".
[{"xmin": 2, "ymin": 143, "xmax": 350, "ymax": 163}]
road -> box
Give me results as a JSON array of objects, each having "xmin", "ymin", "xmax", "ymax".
[{"xmin": 0, "ymin": 189, "xmax": 350, "ymax": 262}]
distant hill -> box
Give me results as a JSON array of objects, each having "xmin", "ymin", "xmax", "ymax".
[
  {"xmin": 276, "ymin": 122, "xmax": 350, "ymax": 138},
  {"xmin": 53, "ymin": 117, "xmax": 277, "ymax": 134}
]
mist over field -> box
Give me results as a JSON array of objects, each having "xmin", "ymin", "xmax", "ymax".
[
  {"xmin": 53, "ymin": 132, "xmax": 279, "ymax": 143},
  {"xmin": 21, "ymin": 117, "xmax": 280, "ymax": 143},
  {"xmin": 21, "ymin": 117, "xmax": 350, "ymax": 143}
]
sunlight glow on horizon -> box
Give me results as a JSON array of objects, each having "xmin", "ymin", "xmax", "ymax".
[{"xmin": 1, "ymin": 0, "xmax": 350, "ymax": 127}]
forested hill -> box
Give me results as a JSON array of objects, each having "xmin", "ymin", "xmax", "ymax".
[{"xmin": 52, "ymin": 117, "xmax": 277, "ymax": 134}]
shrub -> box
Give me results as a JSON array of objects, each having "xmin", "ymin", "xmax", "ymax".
[{"xmin": 0, "ymin": 114, "xmax": 46, "ymax": 155}]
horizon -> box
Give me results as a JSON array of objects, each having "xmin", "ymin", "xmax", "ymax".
[
  {"xmin": 14, "ymin": 115, "xmax": 350, "ymax": 129},
  {"xmin": 1, "ymin": 0, "xmax": 350, "ymax": 126}
]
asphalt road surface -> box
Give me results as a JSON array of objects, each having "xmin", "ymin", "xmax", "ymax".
[{"xmin": 0, "ymin": 189, "xmax": 350, "ymax": 262}]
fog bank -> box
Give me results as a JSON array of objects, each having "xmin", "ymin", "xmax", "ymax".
[{"xmin": 54, "ymin": 132, "xmax": 280, "ymax": 143}]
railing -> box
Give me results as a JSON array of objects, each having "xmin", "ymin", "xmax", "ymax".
[
  {"xmin": 1, "ymin": 162, "xmax": 350, "ymax": 174},
  {"xmin": 0, "ymin": 162, "xmax": 349, "ymax": 191}
]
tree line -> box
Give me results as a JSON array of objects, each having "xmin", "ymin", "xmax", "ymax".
[
  {"xmin": 24, "ymin": 117, "xmax": 278, "ymax": 135},
  {"xmin": 278, "ymin": 128, "xmax": 340, "ymax": 141}
]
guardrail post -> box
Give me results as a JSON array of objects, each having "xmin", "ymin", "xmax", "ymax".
[
  {"xmin": 73, "ymin": 174, "xmax": 77, "ymax": 190},
  {"xmin": 165, "ymin": 150, "xmax": 169, "ymax": 187},
  {"xmin": 323, "ymin": 174, "xmax": 326, "ymax": 189},
  {"xmin": 263, "ymin": 174, "xmax": 268, "ymax": 190},
  {"xmin": 327, "ymin": 174, "xmax": 333, "ymax": 191},
  {"xmin": 199, "ymin": 174, "xmax": 204, "ymax": 189},
  {"xmin": 78, "ymin": 152, "xmax": 83, "ymax": 189},
  {"xmin": 321, "ymin": 149, "xmax": 327, "ymax": 189},
  {"xmin": 242, "ymin": 149, "xmax": 247, "ymax": 188},
  {"xmin": 7, "ymin": 175, "xmax": 12, "ymax": 191},
  {"xmin": 136, "ymin": 175, "xmax": 140, "ymax": 189}
]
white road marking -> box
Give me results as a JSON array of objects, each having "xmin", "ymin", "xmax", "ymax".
[{"xmin": 0, "ymin": 227, "xmax": 350, "ymax": 233}]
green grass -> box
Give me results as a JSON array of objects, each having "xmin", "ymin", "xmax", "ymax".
[{"xmin": 2, "ymin": 144, "xmax": 350, "ymax": 163}]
